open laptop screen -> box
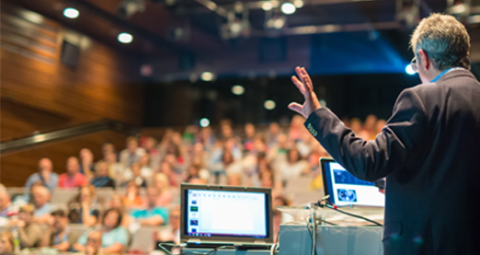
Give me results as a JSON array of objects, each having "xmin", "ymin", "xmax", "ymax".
[
  {"xmin": 181, "ymin": 185, "xmax": 272, "ymax": 242},
  {"xmin": 321, "ymin": 158, "xmax": 385, "ymax": 207}
]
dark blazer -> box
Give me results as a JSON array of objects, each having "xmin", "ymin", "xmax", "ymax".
[{"xmin": 304, "ymin": 69, "xmax": 480, "ymax": 255}]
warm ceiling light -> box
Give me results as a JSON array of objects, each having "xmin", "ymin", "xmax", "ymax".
[
  {"xmin": 63, "ymin": 8, "xmax": 79, "ymax": 19},
  {"xmin": 281, "ymin": 2, "xmax": 296, "ymax": 15},
  {"xmin": 264, "ymin": 100, "xmax": 276, "ymax": 110},
  {"xmin": 201, "ymin": 72, "xmax": 214, "ymax": 81},
  {"xmin": 231, "ymin": 85, "xmax": 245, "ymax": 95},
  {"xmin": 117, "ymin": 32, "xmax": 133, "ymax": 43},
  {"xmin": 262, "ymin": 2, "xmax": 273, "ymax": 11},
  {"xmin": 293, "ymin": 0, "xmax": 304, "ymax": 8}
]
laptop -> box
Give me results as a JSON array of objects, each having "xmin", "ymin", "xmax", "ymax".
[
  {"xmin": 320, "ymin": 158, "xmax": 385, "ymax": 207},
  {"xmin": 180, "ymin": 184, "xmax": 273, "ymax": 249}
]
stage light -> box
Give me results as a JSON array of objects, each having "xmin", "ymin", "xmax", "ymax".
[
  {"xmin": 231, "ymin": 85, "xmax": 245, "ymax": 95},
  {"xmin": 63, "ymin": 8, "xmax": 79, "ymax": 19},
  {"xmin": 200, "ymin": 118, "xmax": 210, "ymax": 127},
  {"xmin": 405, "ymin": 64, "xmax": 415, "ymax": 75},
  {"xmin": 264, "ymin": 100, "xmax": 276, "ymax": 110},
  {"xmin": 281, "ymin": 2, "xmax": 296, "ymax": 15},
  {"xmin": 118, "ymin": 33, "xmax": 133, "ymax": 43},
  {"xmin": 293, "ymin": 0, "xmax": 304, "ymax": 8},
  {"xmin": 201, "ymin": 72, "xmax": 214, "ymax": 81},
  {"xmin": 262, "ymin": 2, "xmax": 273, "ymax": 11}
]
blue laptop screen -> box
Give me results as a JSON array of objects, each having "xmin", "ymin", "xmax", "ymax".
[
  {"xmin": 323, "ymin": 160, "xmax": 385, "ymax": 207},
  {"xmin": 184, "ymin": 189, "xmax": 269, "ymax": 238}
]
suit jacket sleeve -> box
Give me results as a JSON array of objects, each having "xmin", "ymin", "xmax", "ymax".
[{"xmin": 304, "ymin": 88, "xmax": 427, "ymax": 181}]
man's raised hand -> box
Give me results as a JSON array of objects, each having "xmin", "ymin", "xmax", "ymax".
[{"xmin": 288, "ymin": 67, "xmax": 321, "ymax": 118}]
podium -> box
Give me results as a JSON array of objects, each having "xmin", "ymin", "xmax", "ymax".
[{"xmin": 279, "ymin": 224, "xmax": 382, "ymax": 255}]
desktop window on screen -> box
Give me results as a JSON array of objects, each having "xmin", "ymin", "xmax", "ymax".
[{"xmin": 186, "ymin": 190, "xmax": 268, "ymax": 238}]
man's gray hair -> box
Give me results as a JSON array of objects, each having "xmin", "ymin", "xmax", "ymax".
[{"xmin": 410, "ymin": 13, "xmax": 470, "ymax": 70}]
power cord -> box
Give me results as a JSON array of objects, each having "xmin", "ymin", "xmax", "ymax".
[{"xmin": 316, "ymin": 195, "xmax": 383, "ymax": 227}]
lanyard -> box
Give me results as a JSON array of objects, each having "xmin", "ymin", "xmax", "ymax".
[{"xmin": 431, "ymin": 67, "xmax": 465, "ymax": 83}]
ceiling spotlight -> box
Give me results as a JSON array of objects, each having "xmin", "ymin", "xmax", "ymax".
[
  {"xmin": 293, "ymin": 0, "xmax": 304, "ymax": 8},
  {"xmin": 63, "ymin": 8, "xmax": 79, "ymax": 19},
  {"xmin": 281, "ymin": 2, "xmax": 296, "ymax": 15},
  {"xmin": 231, "ymin": 85, "xmax": 245, "ymax": 95},
  {"xmin": 264, "ymin": 100, "xmax": 276, "ymax": 110},
  {"xmin": 405, "ymin": 64, "xmax": 415, "ymax": 75},
  {"xmin": 201, "ymin": 72, "xmax": 214, "ymax": 81},
  {"xmin": 118, "ymin": 33, "xmax": 133, "ymax": 43},
  {"xmin": 200, "ymin": 118, "xmax": 210, "ymax": 127},
  {"xmin": 262, "ymin": 2, "xmax": 273, "ymax": 11}
]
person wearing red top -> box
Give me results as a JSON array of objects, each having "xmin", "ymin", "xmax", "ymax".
[{"xmin": 58, "ymin": 157, "xmax": 87, "ymax": 188}]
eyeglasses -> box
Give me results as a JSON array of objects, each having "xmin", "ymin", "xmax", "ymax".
[{"xmin": 411, "ymin": 58, "xmax": 418, "ymax": 73}]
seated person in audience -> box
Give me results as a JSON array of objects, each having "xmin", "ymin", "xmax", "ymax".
[
  {"xmin": 279, "ymin": 148, "xmax": 310, "ymax": 185},
  {"xmin": 119, "ymin": 137, "xmax": 146, "ymax": 169},
  {"xmin": 108, "ymin": 194, "xmax": 130, "ymax": 227},
  {"xmin": 104, "ymin": 152, "xmax": 124, "ymax": 183},
  {"xmin": 90, "ymin": 162, "xmax": 115, "ymax": 189},
  {"xmin": 79, "ymin": 148, "xmax": 95, "ymax": 180},
  {"xmin": 32, "ymin": 185, "xmax": 54, "ymax": 223},
  {"xmin": 0, "ymin": 231, "xmax": 14, "ymax": 255},
  {"xmin": 188, "ymin": 178, "xmax": 207, "ymax": 185},
  {"xmin": 138, "ymin": 154, "xmax": 153, "ymax": 179},
  {"xmin": 0, "ymin": 187, "xmax": 17, "ymax": 219},
  {"xmin": 159, "ymin": 161, "xmax": 180, "ymax": 187},
  {"xmin": 59, "ymin": 157, "xmax": 88, "ymax": 188},
  {"xmin": 68, "ymin": 185, "xmax": 99, "ymax": 227},
  {"xmin": 130, "ymin": 187, "xmax": 168, "ymax": 226},
  {"xmin": 122, "ymin": 163, "xmax": 147, "ymax": 188},
  {"xmin": 25, "ymin": 158, "xmax": 58, "ymax": 192},
  {"xmin": 74, "ymin": 208, "xmax": 128, "ymax": 254},
  {"xmin": 108, "ymin": 194, "xmax": 131, "ymax": 227},
  {"xmin": 156, "ymin": 206, "xmax": 180, "ymax": 245},
  {"xmin": 73, "ymin": 230, "xmax": 103, "ymax": 255},
  {"xmin": 102, "ymin": 143, "xmax": 116, "ymax": 159},
  {"xmin": 153, "ymin": 173, "xmax": 173, "ymax": 207},
  {"xmin": 123, "ymin": 181, "xmax": 144, "ymax": 208},
  {"xmin": 8, "ymin": 205, "xmax": 42, "ymax": 249},
  {"xmin": 227, "ymin": 173, "xmax": 242, "ymax": 186},
  {"xmin": 45, "ymin": 209, "xmax": 77, "ymax": 252},
  {"xmin": 184, "ymin": 164, "xmax": 201, "ymax": 183}
]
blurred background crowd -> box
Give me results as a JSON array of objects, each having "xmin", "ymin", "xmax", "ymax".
[{"xmin": 0, "ymin": 114, "xmax": 385, "ymax": 254}]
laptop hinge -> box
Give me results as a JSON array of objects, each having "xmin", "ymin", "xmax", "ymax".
[
  {"xmin": 188, "ymin": 239, "xmax": 201, "ymax": 243},
  {"xmin": 254, "ymin": 240, "xmax": 266, "ymax": 244}
]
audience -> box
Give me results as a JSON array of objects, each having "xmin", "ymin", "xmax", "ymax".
[
  {"xmin": 45, "ymin": 209, "xmax": 76, "ymax": 252},
  {"xmin": 123, "ymin": 181, "xmax": 144, "ymax": 208},
  {"xmin": 91, "ymin": 162, "xmax": 115, "ymax": 189},
  {"xmin": 156, "ymin": 206, "xmax": 180, "ymax": 244},
  {"xmin": 153, "ymin": 173, "xmax": 173, "ymax": 207},
  {"xmin": 25, "ymin": 158, "xmax": 58, "ymax": 192},
  {"xmin": 68, "ymin": 185, "xmax": 99, "ymax": 227},
  {"xmin": 75, "ymin": 230, "xmax": 103, "ymax": 255},
  {"xmin": 32, "ymin": 185, "xmax": 53, "ymax": 223},
  {"xmin": 80, "ymin": 148, "xmax": 95, "ymax": 180},
  {"xmin": 0, "ymin": 188, "xmax": 16, "ymax": 219},
  {"xmin": 0, "ymin": 114, "xmax": 389, "ymax": 253},
  {"xmin": 0, "ymin": 232, "xmax": 14, "ymax": 255},
  {"xmin": 122, "ymin": 163, "xmax": 147, "ymax": 188},
  {"xmin": 130, "ymin": 187, "xmax": 169, "ymax": 226},
  {"xmin": 119, "ymin": 137, "xmax": 146, "ymax": 168},
  {"xmin": 9, "ymin": 205, "xmax": 42, "ymax": 249},
  {"xmin": 59, "ymin": 157, "xmax": 88, "ymax": 188},
  {"xmin": 74, "ymin": 208, "xmax": 128, "ymax": 254}
]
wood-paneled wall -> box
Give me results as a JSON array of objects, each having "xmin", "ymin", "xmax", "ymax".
[
  {"xmin": 0, "ymin": 3, "xmax": 144, "ymax": 142},
  {"xmin": 0, "ymin": 130, "xmax": 130, "ymax": 187}
]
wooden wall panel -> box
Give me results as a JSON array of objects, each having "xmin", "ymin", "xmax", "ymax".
[
  {"xmin": 0, "ymin": 3, "xmax": 144, "ymax": 142},
  {"xmin": 0, "ymin": 130, "xmax": 129, "ymax": 187}
]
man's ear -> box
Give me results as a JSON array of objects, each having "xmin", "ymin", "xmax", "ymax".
[{"xmin": 418, "ymin": 49, "xmax": 430, "ymax": 71}]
